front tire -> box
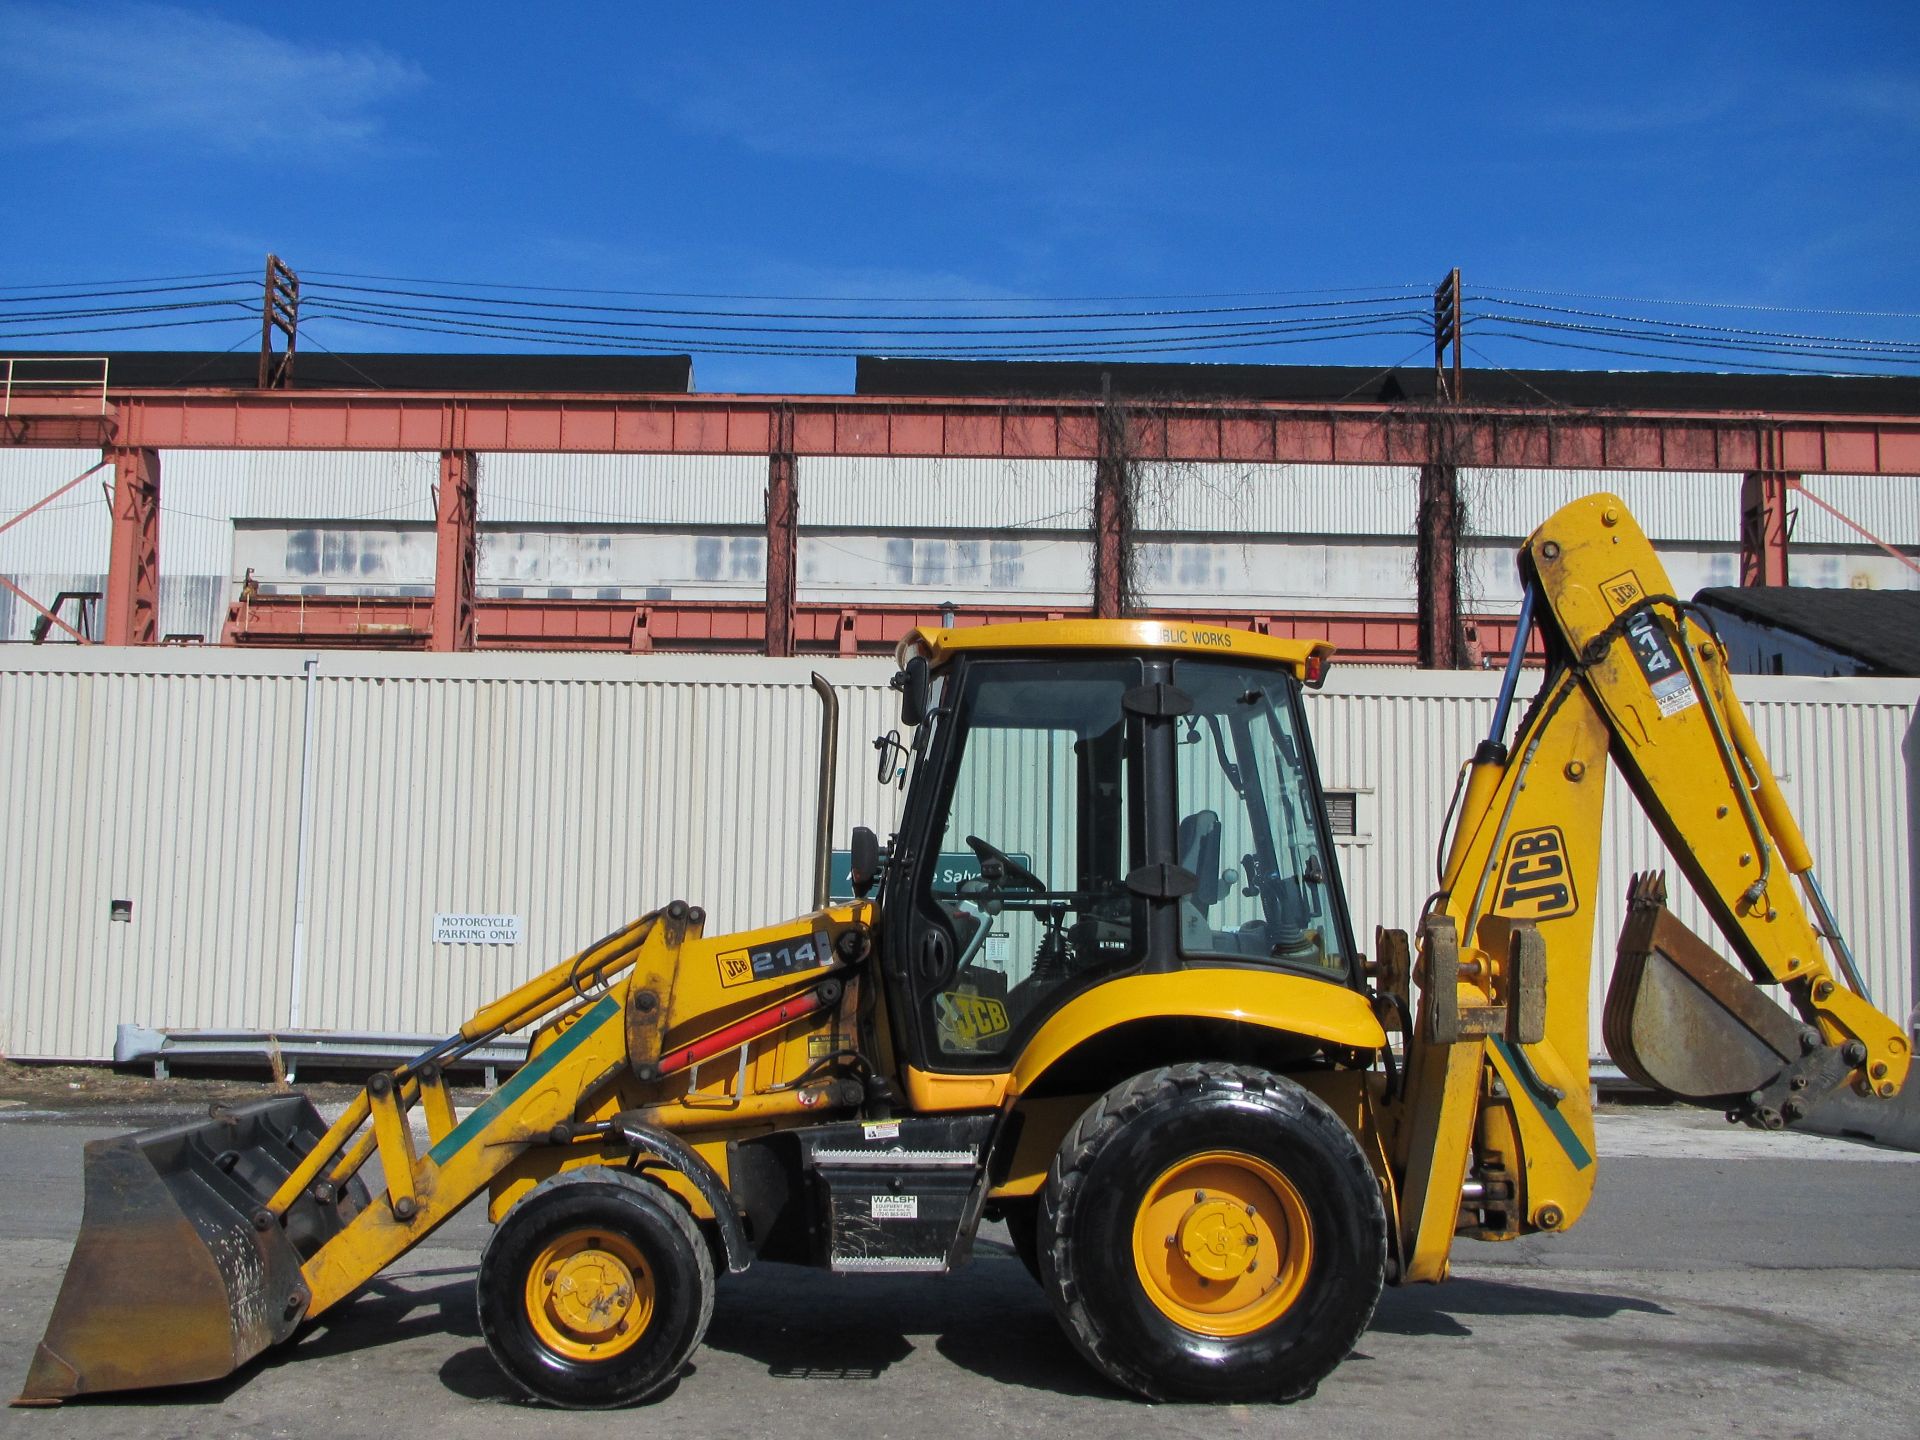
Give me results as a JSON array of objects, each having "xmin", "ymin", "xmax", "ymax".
[
  {"xmin": 1037, "ymin": 1063, "xmax": 1385, "ymax": 1402},
  {"xmin": 478, "ymin": 1168, "xmax": 714, "ymax": 1408}
]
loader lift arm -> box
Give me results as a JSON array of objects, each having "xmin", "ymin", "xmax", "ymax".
[
  {"xmin": 1381, "ymin": 492, "xmax": 1910, "ymax": 1284},
  {"xmin": 17, "ymin": 898, "xmax": 858, "ymax": 1402}
]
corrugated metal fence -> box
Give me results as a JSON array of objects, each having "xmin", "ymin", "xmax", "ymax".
[{"xmin": 1, "ymin": 649, "xmax": 1912, "ymax": 1062}]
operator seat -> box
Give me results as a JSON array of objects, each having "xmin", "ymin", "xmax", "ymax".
[{"xmin": 1176, "ymin": 810, "xmax": 1222, "ymax": 951}]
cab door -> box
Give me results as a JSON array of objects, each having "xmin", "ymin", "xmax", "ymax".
[{"xmin": 883, "ymin": 654, "xmax": 1151, "ymax": 1073}]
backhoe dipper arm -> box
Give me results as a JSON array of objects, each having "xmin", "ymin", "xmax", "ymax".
[{"xmin": 1385, "ymin": 492, "xmax": 1910, "ymax": 1285}]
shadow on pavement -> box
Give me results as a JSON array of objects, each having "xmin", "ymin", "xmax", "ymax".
[
  {"xmin": 697, "ymin": 1254, "xmax": 1125, "ymax": 1400},
  {"xmin": 1369, "ymin": 1275, "xmax": 1670, "ymax": 1339},
  {"xmin": 436, "ymin": 1348, "xmax": 691, "ymax": 1406},
  {"xmin": 22, "ymin": 1268, "xmax": 489, "ymax": 1409},
  {"xmin": 276, "ymin": 1272, "xmax": 483, "ymax": 1366}
]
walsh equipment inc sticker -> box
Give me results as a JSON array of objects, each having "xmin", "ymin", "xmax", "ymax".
[{"xmin": 871, "ymin": 1195, "xmax": 919, "ymax": 1220}]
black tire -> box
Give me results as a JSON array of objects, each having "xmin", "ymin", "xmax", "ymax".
[
  {"xmin": 478, "ymin": 1168, "xmax": 715, "ymax": 1408},
  {"xmin": 1037, "ymin": 1063, "xmax": 1385, "ymax": 1402}
]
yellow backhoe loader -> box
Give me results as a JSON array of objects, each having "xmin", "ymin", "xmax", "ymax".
[{"xmin": 16, "ymin": 492, "xmax": 1913, "ymax": 1408}]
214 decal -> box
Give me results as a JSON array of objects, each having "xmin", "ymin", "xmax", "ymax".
[{"xmin": 716, "ymin": 933, "xmax": 827, "ymax": 989}]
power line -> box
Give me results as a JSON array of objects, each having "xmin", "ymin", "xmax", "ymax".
[
  {"xmin": 305, "ymin": 269, "xmax": 1433, "ymax": 305},
  {"xmin": 1473, "ymin": 281, "xmax": 1920, "ymax": 322},
  {"xmin": 1471, "ymin": 327, "xmax": 1918, "ymax": 377},
  {"xmin": 300, "ymin": 292, "xmax": 1427, "ymax": 341},
  {"xmin": 1467, "ymin": 296, "xmax": 1920, "ymax": 354},
  {"xmin": 301, "ymin": 306, "xmax": 1428, "ymax": 359},
  {"xmin": 0, "ymin": 270, "xmax": 256, "ymax": 292},
  {"xmin": 303, "ymin": 279, "xmax": 1428, "ymax": 325},
  {"xmin": 0, "ymin": 279, "xmax": 257, "ymax": 305}
]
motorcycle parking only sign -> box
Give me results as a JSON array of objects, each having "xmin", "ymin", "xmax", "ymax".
[{"xmin": 433, "ymin": 913, "xmax": 523, "ymax": 945}]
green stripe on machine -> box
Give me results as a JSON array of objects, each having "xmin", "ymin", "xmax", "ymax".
[
  {"xmin": 1490, "ymin": 1036, "xmax": 1594, "ymax": 1171},
  {"xmin": 427, "ymin": 996, "xmax": 621, "ymax": 1166}
]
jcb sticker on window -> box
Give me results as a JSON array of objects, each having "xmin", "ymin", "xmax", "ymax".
[
  {"xmin": 716, "ymin": 933, "xmax": 823, "ymax": 989},
  {"xmin": 1494, "ymin": 826, "xmax": 1577, "ymax": 920},
  {"xmin": 935, "ymin": 991, "xmax": 1010, "ymax": 1046}
]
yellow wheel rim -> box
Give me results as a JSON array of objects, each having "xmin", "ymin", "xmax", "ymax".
[
  {"xmin": 524, "ymin": 1228, "xmax": 655, "ymax": 1362},
  {"xmin": 1130, "ymin": 1149, "xmax": 1313, "ymax": 1338}
]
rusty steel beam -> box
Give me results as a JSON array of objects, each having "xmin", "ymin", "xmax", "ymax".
[
  {"xmin": 0, "ymin": 390, "xmax": 1908, "ymax": 474},
  {"xmin": 103, "ymin": 447, "xmax": 159, "ymax": 645},
  {"xmin": 219, "ymin": 592, "xmax": 1534, "ymax": 666},
  {"xmin": 765, "ymin": 409, "xmax": 798, "ymax": 657},
  {"xmin": 1092, "ymin": 402, "xmax": 1128, "ymax": 618},
  {"xmin": 1740, "ymin": 471, "xmax": 1794, "ymax": 586},
  {"xmin": 432, "ymin": 450, "xmax": 478, "ymax": 651},
  {"xmin": 1416, "ymin": 462, "xmax": 1469, "ymax": 668}
]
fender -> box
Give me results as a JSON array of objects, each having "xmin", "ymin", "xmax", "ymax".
[
  {"xmin": 612, "ymin": 1114, "xmax": 754, "ymax": 1274},
  {"xmin": 1010, "ymin": 968, "xmax": 1384, "ymax": 1098}
]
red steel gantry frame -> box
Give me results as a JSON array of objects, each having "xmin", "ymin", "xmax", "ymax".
[{"xmin": 8, "ymin": 386, "xmax": 1919, "ymax": 661}]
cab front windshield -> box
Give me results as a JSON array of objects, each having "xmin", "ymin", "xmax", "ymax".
[{"xmin": 1171, "ymin": 659, "xmax": 1351, "ymax": 978}]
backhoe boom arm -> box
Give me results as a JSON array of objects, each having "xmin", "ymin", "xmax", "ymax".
[{"xmin": 1383, "ymin": 492, "xmax": 1910, "ymax": 1283}]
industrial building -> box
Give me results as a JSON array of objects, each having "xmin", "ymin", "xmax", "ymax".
[
  {"xmin": 0, "ymin": 352, "xmax": 1915, "ymax": 1069},
  {"xmin": 3, "ymin": 353, "xmax": 1916, "ymax": 658}
]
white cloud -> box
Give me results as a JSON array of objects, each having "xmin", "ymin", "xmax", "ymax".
[{"xmin": 0, "ymin": 3, "xmax": 424, "ymax": 155}]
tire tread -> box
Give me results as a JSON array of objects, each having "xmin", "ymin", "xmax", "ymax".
[{"xmin": 1038, "ymin": 1062, "xmax": 1385, "ymax": 1402}]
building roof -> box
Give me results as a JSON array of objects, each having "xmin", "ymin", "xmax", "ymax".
[
  {"xmin": 3, "ymin": 350, "xmax": 694, "ymax": 393},
  {"xmin": 1693, "ymin": 586, "xmax": 1920, "ymax": 674},
  {"xmin": 855, "ymin": 358, "xmax": 1920, "ymax": 415}
]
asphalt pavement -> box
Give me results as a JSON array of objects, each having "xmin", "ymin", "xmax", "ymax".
[{"xmin": 0, "ymin": 1098, "xmax": 1915, "ymax": 1440}]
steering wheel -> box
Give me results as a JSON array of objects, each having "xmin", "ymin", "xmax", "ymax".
[{"xmin": 965, "ymin": 834, "xmax": 1047, "ymax": 895}]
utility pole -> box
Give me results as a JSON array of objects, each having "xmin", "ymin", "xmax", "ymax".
[
  {"xmin": 258, "ymin": 254, "xmax": 300, "ymax": 389},
  {"xmin": 1433, "ymin": 267, "xmax": 1463, "ymax": 402},
  {"xmin": 1418, "ymin": 267, "xmax": 1469, "ymax": 668}
]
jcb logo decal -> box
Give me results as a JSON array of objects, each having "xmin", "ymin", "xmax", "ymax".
[
  {"xmin": 1495, "ymin": 826, "xmax": 1577, "ymax": 920},
  {"xmin": 935, "ymin": 991, "xmax": 1010, "ymax": 1046},
  {"xmin": 1601, "ymin": 570, "xmax": 1645, "ymax": 615}
]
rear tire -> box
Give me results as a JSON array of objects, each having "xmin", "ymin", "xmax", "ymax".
[
  {"xmin": 478, "ymin": 1168, "xmax": 714, "ymax": 1408},
  {"xmin": 1037, "ymin": 1063, "xmax": 1385, "ymax": 1402}
]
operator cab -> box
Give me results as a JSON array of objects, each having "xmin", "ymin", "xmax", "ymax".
[{"xmin": 874, "ymin": 622, "xmax": 1359, "ymax": 1075}]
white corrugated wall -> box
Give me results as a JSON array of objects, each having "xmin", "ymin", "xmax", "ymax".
[
  {"xmin": 801, "ymin": 456, "xmax": 1093, "ymax": 532},
  {"xmin": 0, "ymin": 650, "xmax": 1910, "ymax": 1063},
  {"xmin": 0, "ymin": 652, "xmax": 307, "ymax": 1058},
  {"xmin": 479, "ymin": 452, "xmax": 766, "ymax": 527}
]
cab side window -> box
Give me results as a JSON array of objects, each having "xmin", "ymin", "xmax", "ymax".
[{"xmin": 913, "ymin": 658, "xmax": 1142, "ymax": 1064}]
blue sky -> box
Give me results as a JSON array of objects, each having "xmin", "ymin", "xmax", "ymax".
[{"xmin": 2, "ymin": 1, "xmax": 1917, "ymax": 392}]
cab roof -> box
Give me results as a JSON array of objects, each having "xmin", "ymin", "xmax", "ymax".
[{"xmin": 898, "ymin": 619, "xmax": 1334, "ymax": 680}]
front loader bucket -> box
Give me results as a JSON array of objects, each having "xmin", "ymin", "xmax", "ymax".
[{"xmin": 16, "ymin": 1095, "xmax": 367, "ymax": 1404}]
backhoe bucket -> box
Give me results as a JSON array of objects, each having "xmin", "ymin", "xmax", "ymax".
[
  {"xmin": 1604, "ymin": 873, "xmax": 1806, "ymax": 1107},
  {"xmin": 1604, "ymin": 872, "xmax": 1920, "ymax": 1151},
  {"xmin": 16, "ymin": 1095, "xmax": 367, "ymax": 1404}
]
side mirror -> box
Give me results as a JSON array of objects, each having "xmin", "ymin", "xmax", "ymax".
[
  {"xmin": 873, "ymin": 728, "xmax": 907, "ymax": 784},
  {"xmin": 849, "ymin": 826, "xmax": 881, "ymax": 897},
  {"xmin": 894, "ymin": 655, "xmax": 930, "ymax": 728}
]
